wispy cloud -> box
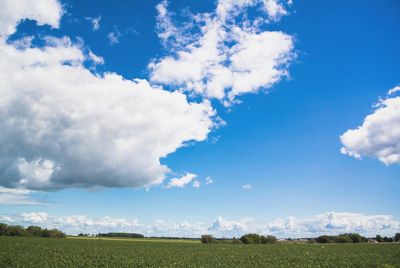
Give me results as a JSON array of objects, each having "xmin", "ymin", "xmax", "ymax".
[
  {"xmin": 242, "ymin": 184, "xmax": 253, "ymax": 190},
  {"xmin": 0, "ymin": 187, "xmax": 47, "ymax": 205},
  {"xmin": 166, "ymin": 173, "xmax": 198, "ymax": 188},
  {"xmin": 107, "ymin": 26, "xmax": 121, "ymax": 45},
  {"xmin": 85, "ymin": 16, "xmax": 101, "ymax": 31}
]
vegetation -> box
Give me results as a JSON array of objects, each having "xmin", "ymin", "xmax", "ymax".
[
  {"xmin": 201, "ymin": 234, "xmax": 216, "ymax": 243},
  {"xmin": 240, "ymin": 233, "xmax": 278, "ymax": 244},
  {"xmin": 1, "ymin": 236, "xmax": 400, "ymax": 267},
  {"xmin": 316, "ymin": 233, "xmax": 367, "ymax": 243},
  {"xmin": 395, "ymin": 233, "xmax": 400, "ymax": 242},
  {"xmin": 0, "ymin": 223, "xmax": 65, "ymax": 238},
  {"xmin": 97, "ymin": 232, "xmax": 144, "ymax": 238}
]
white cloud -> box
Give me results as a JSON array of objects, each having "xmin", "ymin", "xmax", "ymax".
[
  {"xmin": 0, "ymin": 187, "xmax": 45, "ymax": 205},
  {"xmin": 87, "ymin": 49, "xmax": 104, "ymax": 65},
  {"xmin": 340, "ymin": 86, "xmax": 400, "ymax": 165},
  {"xmin": 85, "ymin": 16, "xmax": 101, "ymax": 31},
  {"xmin": 388, "ymin": 85, "xmax": 400, "ymax": 95},
  {"xmin": 205, "ymin": 176, "xmax": 214, "ymax": 185},
  {"xmin": 242, "ymin": 184, "xmax": 253, "ymax": 190},
  {"xmin": 0, "ymin": 0, "xmax": 62, "ymax": 37},
  {"xmin": 107, "ymin": 27, "xmax": 121, "ymax": 45},
  {"xmin": 150, "ymin": 0, "xmax": 294, "ymax": 105},
  {"xmin": 192, "ymin": 180, "xmax": 200, "ymax": 188},
  {"xmin": 166, "ymin": 173, "xmax": 197, "ymax": 188},
  {"xmin": 2, "ymin": 211, "xmax": 398, "ymax": 238},
  {"xmin": 263, "ymin": 0, "xmax": 289, "ymax": 21},
  {"xmin": 0, "ymin": 1, "xmax": 216, "ymax": 190}
]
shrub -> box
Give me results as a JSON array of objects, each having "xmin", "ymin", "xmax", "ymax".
[
  {"xmin": 0, "ymin": 223, "xmax": 8, "ymax": 235},
  {"xmin": 240, "ymin": 233, "xmax": 261, "ymax": 244},
  {"xmin": 26, "ymin": 226, "xmax": 43, "ymax": 237},
  {"xmin": 395, "ymin": 233, "xmax": 400, "ymax": 242},
  {"xmin": 6, "ymin": 225, "xmax": 26, "ymax": 236},
  {"xmin": 261, "ymin": 235, "xmax": 278, "ymax": 244},
  {"xmin": 201, "ymin": 235, "xmax": 215, "ymax": 244}
]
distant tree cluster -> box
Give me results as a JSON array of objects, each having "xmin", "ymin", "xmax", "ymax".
[
  {"xmin": 375, "ymin": 234, "xmax": 400, "ymax": 243},
  {"xmin": 97, "ymin": 232, "xmax": 144, "ymax": 238},
  {"xmin": 0, "ymin": 223, "xmax": 65, "ymax": 238},
  {"xmin": 201, "ymin": 234, "xmax": 278, "ymax": 244},
  {"xmin": 240, "ymin": 234, "xmax": 278, "ymax": 244},
  {"xmin": 316, "ymin": 233, "xmax": 367, "ymax": 243}
]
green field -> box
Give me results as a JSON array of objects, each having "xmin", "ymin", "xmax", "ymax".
[{"xmin": 1, "ymin": 236, "xmax": 399, "ymax": 267}]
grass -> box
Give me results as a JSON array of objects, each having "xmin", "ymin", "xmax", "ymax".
[{"xmin": 1, "ymin": 236, "xmax": 400, "ymax": 267}]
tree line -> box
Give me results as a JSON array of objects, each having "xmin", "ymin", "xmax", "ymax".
[
  {"xmin": 201, "ymin": 233, "xmax": 278, "ymax": 244},
  {"xmin": 202, "ymin": 233, "xmax": 400, "ymax": 244},
  {"xmin": 96, "ymin": 232, "xmax": 144, "ymax": 238},
  {"xmin": 0, "ymin": 223, "xmax": 65, "ymax": 238}
]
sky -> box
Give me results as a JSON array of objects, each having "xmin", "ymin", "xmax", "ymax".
[{"xmin": 0, "ymin": 0, "xmax": 399, "ymax": 238}]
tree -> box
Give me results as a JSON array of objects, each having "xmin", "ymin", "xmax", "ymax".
[
  {"xmin": 240, "ymin": 233, "xmax": 261, "ymax": 244},
  {"xmin": 26, "ymin": 226, "xmax": 43, "ymax": 237},
  {"xmin": 0, "ymin": 223, "xmax": 8, "ymax": 235},
  {"xmin": 375, "ymin": 235, "xmax": 383, "ymax": 242},
  {"xmin": 201, "ymin": 235, "xmax": 215, "ymax": 244},
  {"xmin": 6, "ymin": 225, "xmax": 26, "ymax": 236},
  {"xmin": 41, "ymin": 228, "xmax": 66, "ymax": 238},
  {"xmin": 316, "ymin": 235, "xmax": 331, "ymax": 243},
  {"xmin": 395, "ymin": 233, "xmax": 400, "ymax": 242},
  {"xmin": 261, "ymin": 235, "xmax": 278, "ymax": 244},
  {"xmin": 346, "ymin": 233, "xmax": 366, "ymax": 243}
]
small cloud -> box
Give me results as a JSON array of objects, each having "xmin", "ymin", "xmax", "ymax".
[
  {"xmin": 205, "ymin": 177, "xmax": 213, "ymax": 185},
  {"xmin": 166, "ymin": 173, "xmax": 197, "ymax": 188},
  {"xmin": 85, "ymin": 16, "xmax": 101, "ymax": 31},
  {"xmin": 242, "ymin": 184, "xmax": 253, "ymax": 190},
  {"xmin": 388, "ymin": 85, "xmax": 400, "ymax": 95},
  {"xmin": 107, "ymin": 26, "xmax": 121, "ymax": 45},
  {"xmin": 87, "ymin": 50, "xmax": 104, "ymax": 65},
  {"xmin": 192, "ymin": 180, "xmax": 200, "ymax": 188}
]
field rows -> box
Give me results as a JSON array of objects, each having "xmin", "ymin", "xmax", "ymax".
[{"xmin": 1, "ymin": 236, "xmax": 400, "ymax": 267}]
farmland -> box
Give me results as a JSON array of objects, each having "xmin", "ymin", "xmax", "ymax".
[{"xmin": 1, "ymin": 236, "xmax": 400, "ymax": 267}]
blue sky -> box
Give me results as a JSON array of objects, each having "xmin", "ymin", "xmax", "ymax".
[{"xmin": 0, "ymin": 0, "xmax": 399, "ymax": 237}]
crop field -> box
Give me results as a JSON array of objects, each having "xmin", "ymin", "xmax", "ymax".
[{"xmin": 1, "ymin": 236, "xmax": 400, "ymax": 267}]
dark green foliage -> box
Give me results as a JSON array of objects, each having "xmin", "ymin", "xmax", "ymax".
[
  {"xmin": 316, "ymin": 235, "xmax": 331, "ymax": 243},
  {"xmin": 0, "ymin": 223, "xmax": 8, "ymax": 235},
  {"xmin": 316, "ymin": 233, "xmax": 367, "ymax": 243},
  {"xmin": 383, "ymin": 236, "xmax": 393, "ymax": 243},
  {"xmin": 0, "ymin": 223, "xmax": 65, "ymax": 238},
  {"xmin": 6, "ymin": 225, "xmax": 26, "ymax": 236},
  {"xmin": 42, "ymin": 229, "xmax": 66, "ymax": 238},
  {"xmin": 201, "ymin": 234, "xmax": 216, "ymax": 244},
  {"xmin": 376, "ymin": 235, "xmax": 383, "ymax": 242},
  {"xmin": 240, "ymin": 233, "xmax": 277, "ymax": 244},
  {"xmin": 240, "ymin": 233, "xmax": 261, "ymax": 244},
  {"xmin": 395, "ymin": 233, "xmax": 400, "ymax": 242},
  {"xmin": 97, "ymin": 232, "xmax": 144, "ymax": 238},
  {"xmin": 26, "ymin": 226, "xmax": 43, "ymax": 237},
  {"xmin": 261, "ymin": 235, "xmax": 278, "ymax": 244}
]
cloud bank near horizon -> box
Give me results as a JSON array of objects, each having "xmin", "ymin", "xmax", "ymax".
[{"xmin": 1, "ymin": 211, "xmax": 399, "ymax": 238}]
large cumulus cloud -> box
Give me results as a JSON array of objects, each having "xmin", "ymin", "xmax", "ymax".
[
  {"xmin": 0, "ymin": 0, "xmax": 215, "ymax": 190},
  {"xmin": 341, "ymin": 86, "xmax": 400, "ymax": 165},
  {"xmin": 150, "ymin": 0, "xmax": 295, "ymax": 105}
]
